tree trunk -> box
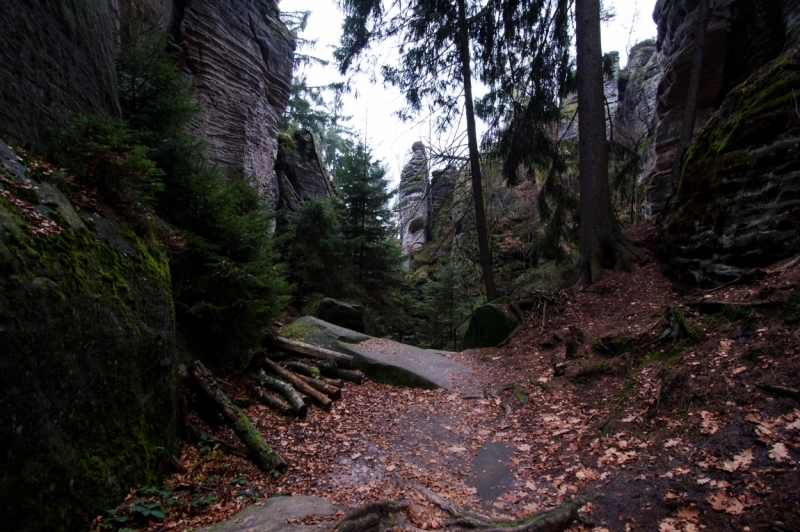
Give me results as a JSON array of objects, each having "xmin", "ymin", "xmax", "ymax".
[
  {"xmin": 456, "ymin": 0, "xmax": 498, "ymax": 302},
  {"xmin": 283, "ymin": 360, "xmax": 321, "ymax": 378},
  {"xmin": 190, "ymin": 362, "xmax": 286, "ymax": 472},
  {"xmin": 249, "ymin": 368, "xmax": 308, "ymax": 417},
  {"xmin": 336, "ymin": 368, "xmax": 365, "ymax": 384},
  {"xmin": 245, "ymin": 381, "xmax": 293, "ymax": 416},
  {"xmin": 262, "ymin": 356, "xmax": 333, "ymax": 410},
  {"xmin": 669, "ymin": 0, "xmax": 710, "ymax": 193},
  {"xmin": 295, "ymin": 373, "xmax": 342, "ymax": 400},
  {"xmin": 570, "ymin": 0, "xmax": 639, "ymax": 285},
  {"xmin": 268, "ymin": 336, "xmax": 355, "ymax": 368}
]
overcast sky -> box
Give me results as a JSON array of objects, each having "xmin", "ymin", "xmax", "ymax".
[{"xmin": 278, "ymin": 0, "xmax": 658, "ymax": 186}]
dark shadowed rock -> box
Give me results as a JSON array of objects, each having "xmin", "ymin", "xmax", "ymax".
[
  {"xmin": 280, "ymin": 316, "xmax": 471, "ymax": 389},
  {"xmin": 0, "ymin": 141, "xmax": 179, "ymax": 532},
  {"xmin": 275, "ymin": 130, "xmax": 336, "ymax": 213},
  {"xmin": 312, "ymin": 298, "xmax": 368, "ymax": 334},
  {"xmin": 462, "ymin": 303, "xmax": 521, "ymax": 349}
]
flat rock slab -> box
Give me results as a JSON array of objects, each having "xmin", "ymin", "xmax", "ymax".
[
  {"xmin": 280, "ymin": 316, "xmax": 470, "ymax": 389},
  {"xmin": 471, "ymin": 442, "xmax": 515, "ymax": 503},
  {"xmin": 194, "ymin": 496, "xmax": 337, "ymax": 532}
]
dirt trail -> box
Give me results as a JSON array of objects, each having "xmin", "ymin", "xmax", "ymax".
[{"xmin": 115, "ymin": 229, "xmax": 800, "ymax": 532}]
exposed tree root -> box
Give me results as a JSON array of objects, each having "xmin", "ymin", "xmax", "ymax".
[
  {"xmin": 570, "ymin": 232, "xmax": 642, "ymax": 286},
  {"xmin": 413, "ymin": 482, "xmax": 588, "ymax": 532}
]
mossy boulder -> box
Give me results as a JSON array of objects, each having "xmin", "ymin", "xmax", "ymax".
[
  {"xmin": 462, "ymin": 303, "xmax": 521, "ymax": 349},
  {"xmin": 312, "ymin": 298, "xmax": 369, "ymax": 334},
  {"xmin": 0, "ymin": 142, "xmax": 179, "ymax": 532}
]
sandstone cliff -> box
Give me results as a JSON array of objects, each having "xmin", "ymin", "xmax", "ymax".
[
  {"xmin": 657, "ymin": 0, "xmax": 800, "ymax": 284},
  {"xmin": 398, "ymin": 142, "xmax": 430, "ymax": 262},
  {"xmin": 275, "ymin": 130, "xmax": 336, "ymax": 215}
]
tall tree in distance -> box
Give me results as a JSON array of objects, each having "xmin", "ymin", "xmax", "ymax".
[
  {"xmin": 570, "ymin": 0, "xmax": 639, "ymax": 284},
  {"xmin": 336, "ymin": 0, "xmax": 498, "ymax": 302}
]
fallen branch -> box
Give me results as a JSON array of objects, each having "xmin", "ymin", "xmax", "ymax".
[
  {"xmin": 190, "ymin": 425, "xmax": 249, "ymax": 458},
  {"xmin": 758, "ymin": 383, "xmax": 800, "ymax": 402},
  {"xmin": 245, "ymin": 380, "xmax": 293, "ymax": 416},
  {"xmin": 295, "ymin": 373, "xmax": 342, "ymax": 400},
  {"xmin": 190, "ymin": 362, "xmax": 286, "ymax": 473},
  {"xmin": 269, "ymin": 336, "xmax": 355, "ymax": 368},
  {"xmin": 283, "ymin": 359, "xmax": 322, "ymax": 378},
  {"xmin": 690, "ymin": 299, "xmax": 784, "ymax": 314},
  {"xmin": 336, "ymin": 368, "xmax": 365, "ymax": 384},
  {"xmin": 249, "ymin": 368, "xmax": 307, "ymax": 416},
  {"xmin": 262, "ymin": 356, "xmax": 333, "ymax": 410}
]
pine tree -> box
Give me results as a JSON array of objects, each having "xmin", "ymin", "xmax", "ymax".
[{"xmin": 334, "ymin": 141, "xmax": 401, "ymax": 296}]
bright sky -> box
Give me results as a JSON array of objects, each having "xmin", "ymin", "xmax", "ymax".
[{"xmin": 278, "ymin": 0, "xmax": 658, "ymax": 186}]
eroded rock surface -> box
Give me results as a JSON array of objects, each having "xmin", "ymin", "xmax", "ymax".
[
  {"xmin": 275, "ymin": 130, "xmax": 335, "ymax": 213},
  {"xmin": 179, "ymin": 0, "xmax": 295, "ymax": 209},
  {"xmin": 398, "ymin": 142, "xmax": 430, "ymax": 262}
]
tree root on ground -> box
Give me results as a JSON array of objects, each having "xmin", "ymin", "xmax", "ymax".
[{"xmin": 413, "ymin": 482, "xmax": 589, "ymax": 532}]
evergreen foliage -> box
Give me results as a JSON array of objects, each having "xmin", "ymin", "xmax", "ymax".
[{"xmin": 63, "ymin": 24, "xmax": 289, "ymax": 360}]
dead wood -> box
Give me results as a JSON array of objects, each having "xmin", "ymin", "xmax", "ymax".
[
  {"xmin": 336, "ymin": 368, "xmax": 365, "ymax": 384},
  {"xmin": 331, "ymin": 501, "xmax": 409, "ymax": 532},
  {"xmin": 268, "ymin": 336, "xmax": 355, "ymax": 368},
  {"xmin": 295, "ymin": 373, "xmax": 342, "ymax": 400},
  {"xmin": 283, "ymin": 359, "xmax": 322, "ymax": 378},
  {"xmin": 249, "ymin": 368, "xmax": 307, "ymax": 416},
  {"xmin": 245, "ymin": 381, "xmax": 293, "ymax": 415},
  {"xmin": 691, "ymin": 299, "xmax": 784, "ymax": 314},
  {"xmin": 262, "ymin": 356, "xmax": 333, "ymax": 410},
  {"xmin": 414, "ymin": 482, "xmax": 585, "ymax": 532},
  {"xmin": 190, "ymin": 362, "xmax": 287, "ymax": 472},
  {"xmin": 758, "ymin": 383, "xmax": 800, "ymax": 402}
]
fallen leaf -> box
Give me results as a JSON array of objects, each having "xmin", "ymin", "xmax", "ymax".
[
  {"xmin": 722, "ymin": 449, "xmax": 753, "ymax": 472},
  {"xmin": 768, "ymin": 442, "xmax": 791, "ymax": 463},
  {"xmin": 732, "ymin": 366, "xmax": 747, "ymax": 375},
  {"xmin": 517, "ymin": 444, "xmax": 531, "ymax": 452},
  {"xmin": 708, "ymin": 492, "xmax": 744, "ymax": 515}
]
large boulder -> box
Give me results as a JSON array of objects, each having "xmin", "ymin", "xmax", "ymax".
[
  {"xmin": 312, "ymin": 298, "xmax": 368, "ymax": 334},
  {"xmin": 0, "ymin": 142, "xmax": 179, "ymax": 532},
  {"xmin": 280, "ymin": 316, "xmax": 470, "ymax": 389},
  {"xmin": 275, "ymin": 130, "xmax": 336, "ymax": 213},
  {"xmin": 462, "ymin": 303, "xmax": 521, "ymax": 349}
]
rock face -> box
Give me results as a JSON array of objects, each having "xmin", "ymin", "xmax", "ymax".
[
  {"xmin": 559, "ymin": 52, "xmax": 621, "ymax": 140},
  {"xmin": 312, "ymin": 298, "xmax": 369, "ymax": 334},
  {"xmin": 398, "ymin": 142, "xmax": 430, "ymax": 262},
  {"xmin": 0, "ymin": 141, "xmax": 179, "ymax": 532},
  {"xmin": 462, "ymin": 303, "xmax": 521, "ymax": 349},
  {"xmin": 275, "ymin": 130, "xmax": 335, "ymax": 213},
  {"xmin": 178, "ymin": 0, "xmax": 295, "ymax": 209},
  {"xmin": 663, "ymin": 47, "xmax": 800, "ymax": 285},
  {"xmin": 0, "ymin": 0, "xmax": 120, "ymax": 153},
  {"xmin": 643, "ymin": 0, "xmax": 788, "ymax": 218}
]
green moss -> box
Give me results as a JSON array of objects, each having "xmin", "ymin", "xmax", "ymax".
[
  {"xmin": 281, "ymin": 319, "xmax": 324, "ymax": 341},
  {"xmin": 278, "ymin": 132, "xmax": 297, "ymax": 153}
]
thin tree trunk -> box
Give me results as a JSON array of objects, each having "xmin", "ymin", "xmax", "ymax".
[
  {"xmin": 669, "ymin": 0, "xmax": 710, "ymax": 193},
  {"xmin": 190, "ymin": 362, "xmax": 286, "ymax": 472},
  {"xmin": 570, "ymin": 0, "xmax": 640, "ymax": 285},
  {"xmin": 262, "ymin": 356, "xmax": 333, "ymax": 410},
  {"xmin": 249, "ymin": 368, "xmax": 308, "ymax": 416},
  {"xmin": 456, "ymin": 0, "xmax": 498, "ymax": 302}
]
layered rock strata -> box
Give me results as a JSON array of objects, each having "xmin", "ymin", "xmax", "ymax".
[
  {"xmin": 663, "ymin": 47, "xmax": 800, "ymax": 284},
  {"xmin": 643, "ymin": 0, "xmax": 789, "ymax": 218},
  {"xmin": 398, "ymin": 142, "xmax": 430, "ymax": 260},
  {"xmin": 178, "ymin": 0, "xmax": 295, "ymax": 209}
]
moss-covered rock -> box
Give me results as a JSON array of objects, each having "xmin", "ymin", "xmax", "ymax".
[
  {"xmin": 0, "ymin": 142, "xmax": 179, "ymax": 532},
  {"xmin": 462, "ymin": 303, "xmax": 520, "ymax": 349},
  {"xmin": 663, "ymin": 46, "xmax": 800, "ymax": 285}
]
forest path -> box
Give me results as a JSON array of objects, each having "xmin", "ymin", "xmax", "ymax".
[{"xmin": 136, "ymin": 226, "xmax": 800, "ymax": 532}]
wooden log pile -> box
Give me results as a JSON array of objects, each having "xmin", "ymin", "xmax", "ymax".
[{"xmin": 187, "ymin": 339, "xmax": 365, "ymax": 473}]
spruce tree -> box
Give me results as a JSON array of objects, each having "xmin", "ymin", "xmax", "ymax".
[{"xmin": 333, "ymin": 141, "xmax": 401, "ymax": 295}]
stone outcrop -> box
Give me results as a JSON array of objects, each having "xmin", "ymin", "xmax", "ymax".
[
  {"xmin": 0, "ymin": 141, "xmax": 179, "ymax": 532},
  {"xmin": 275, "ymin": 130, "xmax": 335, "ymax": 213},
  {"xmin": 662, "ymin": 47, "xmax": 800, "ymax": 285},
  {"xmin": 398, "ymin": 142, "xmax": 430, "ymax": 261},
  {"xmin": 617, "ymin": 40, "xmax": 662, "ymax": 148},
  {"xmin": 643, "ymin": 0, "xmax": 789, "ymax": 218},
  {"xmin": 178, "ymin": 0, "xmax": 295, "ymax": 209},
  {"xmin": 558, "ymin": 52, "xmax": 621, "ymax": 141},
  {"xmin": 0, "ymin": 0, "xmax": 120, "ymax": 153}
]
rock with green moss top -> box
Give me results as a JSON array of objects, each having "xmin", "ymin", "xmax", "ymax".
[
  {"xmin": 663, "ymin": 46, "xmax": 800, "ymax": 285},
  {"xmin": 0, "ymin": 142, "xmax": 179, "ymax": 532},
  {"xmin": 462, "ymin": 303, "xmax": 520, "ymax": 349},
  {"xmin": 312, "ymin": 298, "xmax": 369, "ymax": 334},
  {"xmin": 275, "ymin": 130, "xmax": 335, "ymax": 216}
]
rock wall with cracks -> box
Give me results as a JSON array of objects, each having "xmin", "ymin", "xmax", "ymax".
[
  {"xmin": 660, "ymin": 0, "xmax": 800, "ymax": 285},
  {"xmin": 398, "ymin": 142, "xmax": 431, "ymax": 265}
]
